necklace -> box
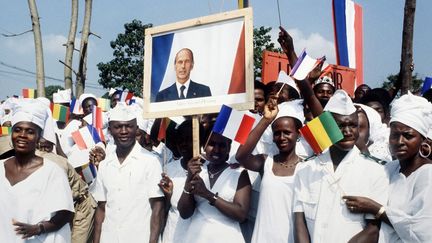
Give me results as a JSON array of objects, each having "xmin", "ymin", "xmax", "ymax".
[
  {"xmin": 208, "ymin": 165, "xmax": 228, "ymax": 179},
  {"xmin": 278, "ymin": 157, "xmax": 301, "ymax": 169}
]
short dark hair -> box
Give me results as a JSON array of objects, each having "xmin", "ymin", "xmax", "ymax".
[{"xmin": 360, "ymin": 88, "xmax": 391, "ymax": 113}]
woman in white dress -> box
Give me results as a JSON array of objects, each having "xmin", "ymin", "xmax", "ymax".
[
  {"xmin": 0, "ymin": 101, "xmax": 74, "ymax": 243},
  {"xmin": 158, "ymin": 120, "xmax": 202, "ymax": 243},
  {"xmin": 178, "ymin": 131, "xmax": 251, "ymax": 243},
  {"xmin": 236, "ymin": 98, "xmax": 305, "ymax": 243},
  {"xmin": 343, "ymin": 93, "xmax": 432, "ymax": 242}
]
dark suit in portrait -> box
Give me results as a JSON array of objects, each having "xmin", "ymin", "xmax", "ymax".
[{"xmin": 155, "ymin": 80, "xmax": 212, "ymax": 102}]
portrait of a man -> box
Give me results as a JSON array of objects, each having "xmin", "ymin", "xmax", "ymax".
[{"xmin": 155, "ymin": 48, "xmax": 212, "ymax": 102}]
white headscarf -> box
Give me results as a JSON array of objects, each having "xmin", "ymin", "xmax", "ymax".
[
  {"xmin": 356, "ymin": 103, "xmax": 388, "ymax": 143},
  {"xmin": 390, "ymin": 92, "xmax": 432, "ymax": 137},
  {"xmin": 274, "ymin": 99, "xmax": 305, "ymax": 125},
  {"xmin": 324, "ymin": 89, "xmax": 356, "ymax": 115},
  {"xmin": 78, "ymin": 93, "xmax": 97, "ymax": 107},
  {"xmin": 11, "ymin": 99, "xmax": 56, "ymax": 145}
]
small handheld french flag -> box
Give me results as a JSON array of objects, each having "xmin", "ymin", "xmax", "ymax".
[
  {"xmin": 71, "ymin": 125, "xmax": 102, "ymax": 150},
  {"xmin": 78, "ymin": 162, "xmax": 97, "ymax": 184},
  {"xmin": 70, "ymin": 97, "xmax": 83, "ymax": 115},
  {"xmin": 212, "ymin": 105, "xmax": 256, "ymax": 145},
  {"xmin": 290, "ymin": 49, "xmax": 326, "ymax": 80}
]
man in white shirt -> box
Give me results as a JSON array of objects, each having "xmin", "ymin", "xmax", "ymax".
[
  {"xmin": 293, "ymin": 90, "xmax": 388, "ymax": 243},
  {"xmin": 93, "ymin": 103, "xmax": 164, "ymax": 243}
]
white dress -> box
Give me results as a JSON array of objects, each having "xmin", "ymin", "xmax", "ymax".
[
  {"xmin": 162, "ymin": 159, "xmax": 191, "ymax": 243},
  {"xmin": 185, "ymin": 163, "xmax": 245, "ymax": 243},
  {"xmin": 0, "ymin": 158, "xmax": 74, "ymax": 243},
  {"xmin": 251, "ymin": 156, "xmax": 299, "ymax": 243},
  {"xmin": 379, "ymin": 161, "xmax": 432, "ymax": 243}
]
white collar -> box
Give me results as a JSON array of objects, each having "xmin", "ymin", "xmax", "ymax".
[{"xmin": 176, "ymin": 79, "xmax": 191, "ymax": 98}]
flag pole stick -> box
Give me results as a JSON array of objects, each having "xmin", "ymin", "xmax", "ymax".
[
  {"xmin": 276, "ymin": 83, "xmax": 286, "ymax": 97},
  {"xmin": 276, "ymin": 0, "xmax": 282, "ymax": 26},
  {"xmin": 192, "ymin": 115, "xmax": 200, "ymax": 157}
]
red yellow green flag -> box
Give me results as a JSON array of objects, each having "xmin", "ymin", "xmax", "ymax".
[
  {"xmin": 50, "ymin": 103, "xmax": 70, "ymax": 123},
  {"xmin": 0, "ymin": 127, "xmax": 12, "ymax": 136},
  {"xmin": 22, "ymin": 88, "xmax": 36, "ymax": 98},
  {"xmin": 300, "ymin": 111, "xmax": 343, "ymax": 154}
]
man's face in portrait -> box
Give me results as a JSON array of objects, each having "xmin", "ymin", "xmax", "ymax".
[{"xmin": 174, "ymin": 49, "xmax": 194, "ymax": 84}]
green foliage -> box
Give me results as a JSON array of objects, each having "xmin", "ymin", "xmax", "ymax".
[
  {"xmin": 253, "ymin": 26, "xmax": 281, "ymax": 79},
  {"xmin": 97, "ymin": 20, "xmax": 152, "ymax": 96},
  {"xmin": 45, "ymin": 85, "xmax": 63, "ymax": 101},
  {"xmin": 381, "ymin": 73, "xmax": 424, "ymax": 93}
]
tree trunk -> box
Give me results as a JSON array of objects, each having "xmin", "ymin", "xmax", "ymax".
[
  {"xmin": 64, "ymin": 0, "xmax": 78, "ymax": 93},
  {"xmin": 399, "ymin": 0, "xmax": 416, "ymax": 95},
  {"xmin": 28, "ymin": 0, "xmax": 45, "ymax": 97},
  {"xmin": 75, "ymin": 0, "xmax": 92, "ymax": 97}
]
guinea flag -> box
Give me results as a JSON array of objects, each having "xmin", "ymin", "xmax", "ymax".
[
  {"xmin": 50, "ymin": 103, "xmax": 70, "ymax": 123},
  {"xmin": 300, "ymin": 111, "xmax": 344, "ymax": 154}
]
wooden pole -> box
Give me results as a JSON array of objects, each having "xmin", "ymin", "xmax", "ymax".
[
  {"xmin": 192, "ymin": 115, "xmax": 200, "ymax": 157},
  {"xmin": 28, "ymin": 0, "xmax": 45, "ymax": 97},
  {"xmin": 399, "ymin": 0, "xmax": 416, "ymax": 95}
]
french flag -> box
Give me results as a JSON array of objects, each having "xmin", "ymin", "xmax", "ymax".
[
  {"xmin": 333, "ymin": 0, "xmax": 363, "ymax": 85},
  {"xmin": 290, "ymin": 50, "xmax": 325, "ymax": 80},
  {"xmin": 78, "ymin": 162, "xmax": 97, "ymax": 184},
  {"xmin": 71, "ymin": 125, "xmax": 102, "ymax": 150},
  {"xmin": 212, "ymin": 105, "xmax": 255, "ymax": 145},
  {"xmin": 150, "ymin": 20, "xmax": 245, "ymax": 102},
  {"xmin": 70, "ymin": 97, "xmax": 82, "ymax": 115},
  {"xmin": 92, "ymin": 106, "xmax": 105, "ymax": 142},
  {"xmin": 120, "ymin": 90, "xmax": 134, "ymax": 104}
]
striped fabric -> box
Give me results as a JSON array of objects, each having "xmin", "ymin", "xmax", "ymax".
[
  {"xmin": 333, "ymin": 0, "xmax": 363, "ymax": 85},
  {"xmin": 300, "ymin": 111, "xmax": 344, "ymax": 154}
]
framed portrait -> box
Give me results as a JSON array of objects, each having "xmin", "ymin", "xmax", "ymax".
[{"xmin": 142, "ymin": 8, "xmax": 254, "ymax": 118}]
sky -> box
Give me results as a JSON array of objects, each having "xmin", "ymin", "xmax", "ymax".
[{"xmin": 0, "ymin": 0, "xmax": 431, "ymax": 100}]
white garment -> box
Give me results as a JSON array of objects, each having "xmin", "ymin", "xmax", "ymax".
[
  {"xmin": 0, "ymin": 158, "xmax": 74, "ymax": 243},
  {"xmin": 293, "ymin": 146, "xmax": 389, "ymax": 243},
  {"xmin": 185, "ymin": 163, "xmax": 245, "ymax": 243},
  {"xmin": 379, "ymin": 161, "xmax": 432, "ymax": 243},
  {"xmin": 251, "ymin": 156, "xmax": 299, "ymax": 243},
  {"xmin": 93, "ymin": 142, "xmax": 164, "ymax": 243},
  {"xmin": 162, "ymin": 159, "xmax": 191, "ymax": 243}
]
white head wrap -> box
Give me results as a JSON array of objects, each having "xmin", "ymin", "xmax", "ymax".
[
  {"xmin": 390, "ymin": 92, "xmax": 432, "ymax": 137},
  {"xmin": 324, "ymin": 89, "xmax": 356, "ymax": 115},
  {"xmin": 53, "ymin": 89, "xmax": 71, "ymax": 103},
  {"xmin": 276, "ymin": 70, "xmax": 300, "ymax": 95},
  {"xmin": 427, "ymin": 128, "xmax": 432, "ymax": 140},
  {"xmin": 356, "ymin": 103, "xmax": 388, "ymax": 143},
  {"xmin": 109, "ymin": 102, "xmax": 136, "ymax": 122},
  {"xmin": 36, "ymin": 97, "xmax": 51, "ymax": 108},
  {"xmin": 79, "ymin": 93, "xmax": 97, "ymax": 107},
  {"xmin": 11, "ymin": 100, "xmax": 56, "ymax": 145},
  {"xmin": 274, "ymin": 99, "xmax": 305, "ymax": 125}
]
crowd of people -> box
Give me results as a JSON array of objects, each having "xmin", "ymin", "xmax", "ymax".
[{"xmin": 1, "ymin": 28, "xmax": 432, "ymax": 243}]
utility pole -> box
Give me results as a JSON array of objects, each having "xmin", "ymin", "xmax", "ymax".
[
  {"xmin": 75, "ymin": 0, "xmax": 92, "ymax": 97},
  {"xmin": 64, "ymin": 0, "xmax": 78, "ymax": 93},
  {"xmin": 399, "ymin": 0, "xmax": 416, "ymax": 95}
]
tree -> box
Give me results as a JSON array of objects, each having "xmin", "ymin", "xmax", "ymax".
[
  {"xmin": 28, "ymin": 0, "xmax": 45, "ymax": 97},
  {"xmin": 398, "ymin": 0, "xmax": 416, "ymax": 95},
  {"xmin": 75, "ymin": 0, "xmax": 93, "ymax": 97},
  {"xmin": 63, "ymin": 0, "xmax": 78, "ymax": 92},
  {"xmin": 253, "ymin": 26, "xmax": 281, "ymax": 79},
  {"xmin": 97, "ymin": 20, "xmax": 152, "ymax": 96},
  {"xmin": 45, "ymin": 85, "xmax": 64, "ymax": 101},
  {"xmin": 382, "ymin": 73, "xmax": 423, "ymax": 94}
]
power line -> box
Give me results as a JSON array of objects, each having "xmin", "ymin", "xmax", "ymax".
[{"xmin": 0, "ymin": 60, "xmax": 104, "ymax": 89}]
